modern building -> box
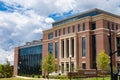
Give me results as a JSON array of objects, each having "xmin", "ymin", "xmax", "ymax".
[
  {"xmin": 14, "ymin": 8, "xmax": 120, "ymax": 76},
  {"xmin": 42, "ymin": 8, "xmax": 120, "ymax": 75},
  {"xmin": 14, "ymin": 40, "xmax": 42, "ymax": 76}
]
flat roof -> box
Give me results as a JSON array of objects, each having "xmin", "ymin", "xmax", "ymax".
[{"xmin": 52, "ymin": 8, "xmax": 120, "ymax": 27}]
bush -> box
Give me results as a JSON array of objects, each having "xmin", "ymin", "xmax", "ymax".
[
  {"xmin": 31, "ymin": 74, "xmax": 34, "ymax": 78},
  {"xmin": 49, "ymin": 75, "xmax": 68, "ymax": 79},
  {"xmin": 38, "ymin": 75, "xmax": 40, "ymax": 78}
]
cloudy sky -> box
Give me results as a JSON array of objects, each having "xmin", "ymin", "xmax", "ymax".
[{"xmin": 0, "ymin": 0, "xmax": 120, "ymax": 65}]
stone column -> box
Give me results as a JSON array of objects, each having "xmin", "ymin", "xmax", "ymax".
[
  {"xmin": 74, "ymin": 36, "xmax": 77, "ymax": 71},
  {"xmin": 69, "ymin": 38, "xmax": 71, "ymax": 57},
  {"xmin": 64, "ymin": 39, "xmax": 66, "ymax": 58}
]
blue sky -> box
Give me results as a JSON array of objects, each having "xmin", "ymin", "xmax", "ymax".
[{"xmin": 0, "ymin": 0, "xmax": 120, "ymax": 65}]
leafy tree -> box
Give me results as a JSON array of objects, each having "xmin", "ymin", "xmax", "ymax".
[
  {"xmin": 97, "ymin": 51, "xmax": 109, "ymax": 80},
  {"xmin": 42, "ymin": 53, "xmax": 56, "ymax": 79},
  {"xmin": 2, "ymin": 60, "xmax": 13, "ymax": 78}
]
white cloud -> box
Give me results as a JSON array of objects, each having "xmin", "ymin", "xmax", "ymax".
[{"xmin": 0, "ymin": 0, "xmax": 120, "ymax": 65}]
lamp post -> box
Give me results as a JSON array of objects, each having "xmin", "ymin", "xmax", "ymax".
[
  {"xmin": 108, "ymin": 28, "xmax": 114, "ymax": 80},
  {"xmin": 69, "ymin": 55, "xmax": 72, "ymax": 80}
]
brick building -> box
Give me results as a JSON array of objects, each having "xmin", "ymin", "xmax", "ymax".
[
  {"xmin": 14, "ymin": 8, "xmax": 120, "ymax": 76},
  {"xmin": 42, "ymin": 8, "xmax": 120, "ymax": 75}
]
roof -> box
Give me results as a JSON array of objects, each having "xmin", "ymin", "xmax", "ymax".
[{"xmin": 52, "ymin": 8, "xmax": 120, "ymax": 27}]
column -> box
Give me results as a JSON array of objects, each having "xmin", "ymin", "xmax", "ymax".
[
  {"xmin": 69, "ymin": 38, "xmax": 71, "ymax": 57},
  {"xmin": 69, "ymin": 38, "xmax": 71, "ymax": 72},
  {"xmin": 64, "ymin": 39, "xmax": 66, "ymax": 58},
  {"xmin": 74, "ymin": 36, "xmax": 77, "ymax": 71}
]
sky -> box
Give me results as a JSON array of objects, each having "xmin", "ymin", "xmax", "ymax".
[{"xmin": 0, "ymin": 0, "xmax": 120, "ymax": 65}]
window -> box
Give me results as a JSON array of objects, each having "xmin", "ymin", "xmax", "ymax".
[
  {"xmin": 78, "ymin": 24, "xmax": 80, "ymax": 32},
  {"xmin": 61, "ymin": 63, "xmax": 64, "ymax": 73},
  {"xmin": 92, "ymin": 22, "xmax": 96, "ymax": 30},
  {"xmin": 108, "ymin": 36, "xmax": 110, "ymax": 56},
  {"xmin": 68, "ymin": 27, "xmax": 70, "ymax": 33},
  {"xmin": 116, "ymin": 24, "xmax": 118, "ymax": 30},
  {"xmin": 66, "ymin": 63, "xmax": 69, "ymax": 71},
  {"xmin": 72, "ymin": 38, "xmax": 74, "ymax": 57},
  {"xmin": 72, "ymin": 25, "xmax": 75, "ymax": 32},
  {"xmin": 55, "ymin": 30, "xmax": 57, "ymax": 37},
  {"xmin": 71, "ymin": 63, "xmax": 74, "ymax": 71},
  {"xmin": 82, "ymin": 37, "xmax": 86, "ymax": 57},
  {"xmin": 92, "ymin": 35, "xmax": 97, "ymax": 69},
  {"xmin": 59, "ymin": 29, "xmax": 61, "ymax": 36},
  {"xmin": 48, "ymin": 43, "xmax": 53, "ymax": 53},
  {"xmin": 63, "ymin": 28, "xmax": 66, "ymax": 35},
  {"xmin": 55, "ymin": 42, "xmax": 58, "ymax": 58},
  {"xmin": 107, "ymin": 21, "xmax": 110, "ymax": 29},
  {"xmin": 82, "ymin": 63, "xmax": 86, "ymax": 69},
  {"xmin": 48, "ymin": 32, "xmax": 53, "ymax": 39},
  {"xmin": 112, "ymin": 23, "xmax": 114, "ymax": 30},
  {"xmin": 83, "ymin": 23, "xmax": 85, "ymax": 31}
]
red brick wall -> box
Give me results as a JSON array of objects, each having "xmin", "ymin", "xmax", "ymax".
[{"xmin": 13, "ymin": 47, "xmax": 19, "ymax": 76}]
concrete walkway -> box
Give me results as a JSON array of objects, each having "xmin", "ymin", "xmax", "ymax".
[{"xmin": 16, "ymin": 76, "xmax": 60, "ymax": 80}]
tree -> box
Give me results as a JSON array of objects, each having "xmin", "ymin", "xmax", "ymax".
[
  {"xmin": 2, "ymin": 60, "xmax": 13, "ymax": 78},
  {"xmin": 97, "ymin": 51, "xmax": 109, "ymax": 80},
  {"xmin": 42, "ymin": 53, "xmax": 56, "ymax": 79}
]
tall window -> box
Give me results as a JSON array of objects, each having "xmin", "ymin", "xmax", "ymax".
[
  {"xmin": 82, "ymin": 37, "xmax": 86, "ymax": 57},
  {"xmin": 61, "ymin": 63, "xmax": 64, "ymax": 73},
  {"xmin": 48, "ymin": 32, "xmax": 53, "ymax": 39},
  {"xmin": 66, "ymin": 63, "xmax": 69, "ymax": 71},
  {"xmin": 107, "ymin": 21, "xmax": 110, "ymax": 29},
  {"xmin": 55, "ymin": 30, "xmax": 57, "ymax": 37},
  {"xmin": 112, "ymin": 23, "xmax": 114, "ymax": 30},
  {"xmin": 92, "ymin": 22, "xmax": 96, "ymax": 30},
  {"xmin": 92, "ymin": 35, "xmax": 97, "ymax": 69},
  {"xmin": 48, "ymin": 43, "xmax": 53, "ymax": 53},
  {"xmin": 63, "ymin": 28, "xmax": 66, "ymax": 35},
  {"xmin": 116, "ymin": 24, "xmax": 118, "ymax": 30},
  {"xmin": 82, "ymin": 63, "xmax": 86, "ymax": 69},
  {"xmin": 68, "ymin": 27, "xmax": 70, "ymax": 33},
  {"xmin": 72, "ymin": 25, "xmax": 75, "ymax": 32},
  {"xmin": 55, "ymin": 42, "xmax": 58, "ymax": 58},
  {"xmin": 83, "ymin": 23, "xmax": 85, "ymax": 31},
  {"xmin": 78, "ymin": 24, "xmax": 80, "ymax": 32},
  {"xmin": 59, "ymin": 29, "xmax": 61, "ymax": 36}
]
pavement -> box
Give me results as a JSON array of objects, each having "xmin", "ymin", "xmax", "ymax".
[{"xmin": 16, "ymin": 76, "xmax": 60, "ymax": 80}]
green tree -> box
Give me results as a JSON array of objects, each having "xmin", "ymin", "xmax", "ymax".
[
  {"xmin": 2, "ymin": 60, "xmax": 13, "ymax": 78},
  {"xmin": 97, "ymin": 51, "xmax": 109, "ymax": 80},
  {"xmin": 42, "ymin": 53, "xmax": 56, "ymax": 79},
  {"xmin": 0, "ymin": 64, "xmax": 3, "ymax": 77}
]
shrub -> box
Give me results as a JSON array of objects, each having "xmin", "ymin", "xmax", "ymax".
[{"xmin": 31, "ymin": 74, "xmax": 34, "ymax": 78}]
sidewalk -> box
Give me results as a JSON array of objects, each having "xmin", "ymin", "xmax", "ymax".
[{"xmin": 16, "ymin": 76, "xmax": 60, "ymax": 80}]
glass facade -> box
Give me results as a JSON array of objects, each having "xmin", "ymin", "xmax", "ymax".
[
  {"xmin": 48, "ymin": 43, "xmax": 53, "ymax": 53},
  {"xmin": 48, "ymin": 32, "xmax": 53, "ymax": 39},
  {"xmin": 55, "ymin": 42, "xmax": 58, "ymax": 58},
  {"xmin": 18, "ymin": 45, "xmax": 42, "ymax": 75},
  {"xmin": 82, "ymin": 37, "xmax": 86, "ymax": 57}
]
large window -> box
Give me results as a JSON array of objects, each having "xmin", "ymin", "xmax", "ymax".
[
  {"xmin": 68, "ymin": 27, "xmax": 70, "ymax": 33},
  {"xmin": 92, "ymin": 22, "xmax": 96, "ymax": 30},
  {"xmin": 92, "ymin": 35, "xmax": 97, "ymax": 69},
  {"xmin": 59, "ymin": 29, "xmax": 61, "ymax": 36},
  {"xmin": 107, "ymin": 21, "xmax": 110, "ymax": 29},
  {"xmin": 48, "ymin": 43, "xmax": 53, "ymax": 53},
  {"xmin": 48, "ymin": 32, "xmax": 53, "ymax": 39},
  {"xmin": 116, "ymin": 24, "xmax": 118, "ymax": 30},
  {"xmin": 55, "ymin": 42, "xmax": 58, "ymax": 58},
  {"xmin": 112, "ymin": 23, "xmax": 114, "ymax": 30},
  {"xmin": 55, "ymin": 30, "xmax": 57, "ymax": 37},
  {"xmin": 72, "ymin": 25, "xmax": 75, "ymax": 32},
  {"xmin": 78, "ymin": 24, "xmax": 80, "ymax": 32},
  {"xmin": 83, "ymin": 23, "xmax": 85, "ymax": 31},
  {"xmin": 63, "ymin": 28, "xmax": 66, "ymax": 35},
  {"xmin": 61, "ymin": 63, "xmax": 64, "ymax": 73},
  {"xmin": 82, "ymin": 37, "xmax": 86, "ymax": 57}
]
